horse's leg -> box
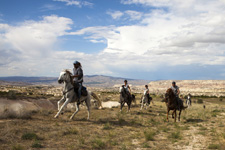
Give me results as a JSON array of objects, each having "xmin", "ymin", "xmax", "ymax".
[
  {"xmin": 178, "ymin": 109, "xmax": 182, "ymax": 121},
  {"xmin": 57, "ymin": 96, "xmax": 65, "ymax": 111},
  {"xmin": 120, "ymin": 102, "xmax": 125, "ymax": 112},
  {"xmin": 54, "ymin": 98, "xmax": 70, "ymax": 118},
  {"xmin": 85, "ymin": 97, "xmax": 91, "ymax": 120},
  {"xmin": 140, "ymin": 98, "xmax": 144, "ymax": 110},
  {"xmin": 167, "ymin": 109, "xmax": 170, "ymax": 122},
  {"xmin": 174, "ymin": 110, "xmax": 177, "ymax": 122},
  {"xmin": 70, "ymin": 103, "xmax": 80, "ymax": 120},
  {"xmin": 172, "ymin": 111, "xmax": 174, "ymax": 118},
  {"xmin": 127, "ymin": 102, "xmax": 131, "ymax": 113}
]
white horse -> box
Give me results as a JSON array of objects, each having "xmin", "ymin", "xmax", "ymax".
[
  {"xmin": 140, "ymin": 94, "xmax": 151, "ymax": 110},
  {"xmin": 186, "ymin": 94, "xmax": 192, "ymax": 108},
  {"xmin": 54, "ymin": 70, "xmax": 102, "ymax": 120}
]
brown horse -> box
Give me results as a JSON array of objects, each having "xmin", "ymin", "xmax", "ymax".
[{"xmin": 165, "ymin": 88, "xmax": 187, "ymax": 122}]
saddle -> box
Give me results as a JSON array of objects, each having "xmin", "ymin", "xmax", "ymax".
[
  {"xmin": 140, "ymin": 94, "xmax": 152, "ymax": 104},
  {"xmin": 73, "ymin": 83, "xmax": 88, "ymax": 96}
]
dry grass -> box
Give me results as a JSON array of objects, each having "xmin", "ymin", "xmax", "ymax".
[{"xmin": 0, "ymin": 95, "xmax": 225, "ymax": 150}]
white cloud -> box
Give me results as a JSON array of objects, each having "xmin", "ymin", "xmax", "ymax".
[
  {"xmin": 1, "ymin": 0, "xmax": 225, "ymax": 79},
  {"xmin": 125, "ymin": 10, "xmax": 143, "ymax": 20},
  {"xmin": 74, "ymin": 0, "xmax": 225, "ymax": 67},
  {"xmin": 107, "ymin": 10, "xmax": 143, "ymax": 21},
  {"xmin": 107, "ymin": 11, "xmax": 124, "ymax": 20},
  {"xmin": 53, "ymin": 0, "xmax": 93, "ymax": 7},
  {"xmin": 40, "ymin": 4, "xmax": 61, "ymax": 11}
]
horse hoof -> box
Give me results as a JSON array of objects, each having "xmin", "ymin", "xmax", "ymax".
[
  {"xmin": 61, "ymin": 112, "xmax": 64, "ymax": 115},
  {"xmin": 54, "ymin": 115, "xmax": 58, "ymax": 119}
]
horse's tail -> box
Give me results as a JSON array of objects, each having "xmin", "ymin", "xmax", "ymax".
[
  {"xmin": 182, "ymin": 105, "xmax": 188, "ymax": 110},
  {"xmin": 91, "ymin": 92, "xmax": 103, "ymax": 109}
]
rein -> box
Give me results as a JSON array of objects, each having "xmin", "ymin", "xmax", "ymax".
[{"xmin": 63, "ymin": 87, "xmax": 74, "ymax": 95}]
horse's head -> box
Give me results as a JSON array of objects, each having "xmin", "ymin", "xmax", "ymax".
[
  {"xmin": 58, "ymin": 70, "xmax": 73, "ymax": 84},
  {"xmin": 165, "ymin": 88, "xmax": 175, "ymax": 102}
]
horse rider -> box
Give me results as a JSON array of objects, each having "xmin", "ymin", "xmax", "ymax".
[
  {"xmin": 72, "ymin": 61, "xmax": 83, "ymax": 104},
  {"xmin": 123, "ymin": 80, "xmax": 132, "ymax": 99},
  {"xmin": 171, "ymin": 81, "xmax": 180, "ymax": 110},
  {"xmin": 142, "ymin": 85, "xmax": 150, "ymax": 103},
  {"xmin": 187, "ymin": 93, "xmax": 192, "ymax": 106},
  {"xmin": 124, "ymin": 80, "xmax": 131, "ymax": 93}
]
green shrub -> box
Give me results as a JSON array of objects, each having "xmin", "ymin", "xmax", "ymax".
[
  {"xmin": 12, "ymin": 144, "xmax": 24, "ymax": 150},
  {"xmin": 168, "ymin": 131, "xmax": 182, "ymax": 141},
  {"xmin": 144, "ymin": 130, "xmax": 156, "ymax": 141},
  {"xmin": 63, "ymin": 128, "xmax": 78, "ymax": 135},
  {"xmin": 21, "ymin": 132, "xmax": 41, "ymax": 140},
  {"xmin": 91, "ymin": 138, "xmax": 106, "ymax": 149},
  {"xmin": 197, "ymin": 99, "xmax": 203, "ymax": 104},
  {"xmin": 103, "ymin": 122, "xmax": 112, "ymax": 130},
  {"xmin": 32, "ymin": 141, "xmax": 44, "ymax": 148},
  {"xmin": 208, "ymin": 144, "xmax": 219, "ymax": 149},
  {"xmin": 8, "ymin": 90, "xmax": 17, "ymax": 100}
]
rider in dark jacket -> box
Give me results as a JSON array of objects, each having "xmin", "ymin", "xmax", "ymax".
[
  {"xmin": 171, "ymin": 81, "xmax": 181, "ymax": 110},
  {"xmin": 72, "ymin": 61, "xmax": 83, "ymax": 104}
]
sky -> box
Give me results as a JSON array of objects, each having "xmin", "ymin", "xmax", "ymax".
[{"xmin": 1, "ymin": 0, "xmax": 225, "ymax": 80}]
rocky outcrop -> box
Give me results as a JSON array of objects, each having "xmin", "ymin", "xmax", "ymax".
[{"xmin": 148, "ymin": 80, "xmax": 225, "ymax": 97}]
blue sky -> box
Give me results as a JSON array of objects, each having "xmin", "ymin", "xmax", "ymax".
[{"xmin": 1, "ymin": 0, "xmax": 225, "ymax": 80}]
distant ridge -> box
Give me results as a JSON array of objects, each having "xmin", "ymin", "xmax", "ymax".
[{"xmin": 0, "ymin": 75, "xmax": 150, "ymax": 87}]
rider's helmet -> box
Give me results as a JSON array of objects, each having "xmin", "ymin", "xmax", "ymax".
[
  {"xmin": 172, "ymin": 81, "xmax": 176, "ymax": 85},
  {"xmin": 124, "ymin": 80, "xmax": 127, "ymax": 83},
  {"xmin": 73, "ymin": 61, "xmax": 79, "ymax": 65}
]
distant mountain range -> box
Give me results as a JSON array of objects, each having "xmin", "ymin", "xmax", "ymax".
[{"xmin": 0, "ymin": 75, "xmax": 150, "ymax": 87}]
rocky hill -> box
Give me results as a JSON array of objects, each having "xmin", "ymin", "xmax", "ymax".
[
  {"xmin": 0, "ymin": 76, "xmax": 150, "ymax": 87},
  {"xmin": 148, "ymin": 80, "xmax": 225, "ymax": 97}
]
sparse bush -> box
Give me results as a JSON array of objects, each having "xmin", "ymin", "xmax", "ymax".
[
  {"xmin": 197, "ymin": 99, "xmax": 203, "ymax": 104},
  {"xmin": 91, "ymin": 138, "xmax": 106, "ymax": 149},
  {"xmin": 12, "ymin": 144, "xmax": 24, "ymax": 150},
  {"xmin": 168, "ymin": 131, "xmax": 182, "ymax": 141},
  {"xmin": 21, "ymin": 132, "xmax": 42, "ymax": 140},
  {"xmin": 79, "ymin": 136, "xmax": 85, "ymax": 145},
  {"xmin": 31, "ymin": 141, "xmax": 44, "ymax": 148},
  {"xmin": 103, "ymin": 122, "xmax": 112, "ymax": 130},
  {"xmin": 219, "ymin": 98, "xmax": 223, "ymax": 101},
  {"xmin": 121, "ymin": 144, "xmax": 127, "ymax": 150},
  {"xmin": 63, "ymin": 128, "xmax": 78, "ymax": 135},
  {"xmin": 8, "ymin": 90, "xmax": 17, "ymax": 100},
  {"xmin": 208, "ymin": 144, "xmax": 219, "ymax": 149},
  {"xmin": 143, "ymin": 143, "xmax": 151, "ymax": 148},
  {"xmin": 144, "ymin": 130, "xmax": 156, "ymax": 141}
]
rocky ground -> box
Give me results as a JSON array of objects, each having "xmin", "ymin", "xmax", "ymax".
[{"xmin": 148, "ymin": 80, "xmax": 225, "ymax": 97}]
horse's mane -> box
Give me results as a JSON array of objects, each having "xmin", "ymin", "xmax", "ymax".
[
  {"xmin": 63, "ymin": 69, "xmax": 73, "ymax": 84},
  {"xmin": 63, "ymin": 69, "xmax": 72, "ymax": 75},
  {"xmin": 166, "ymin": 88, "xmax": 176, "ymax": 103}
]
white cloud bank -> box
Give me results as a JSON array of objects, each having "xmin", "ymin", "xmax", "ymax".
[{"xmin": 1, "ymin": 0, "xmax": 225, "ymax": 79}]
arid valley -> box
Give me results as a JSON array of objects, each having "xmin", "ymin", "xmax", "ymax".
[{"xmin": 0, "ymin": 77, "xmax": 225, "ymax": 150}]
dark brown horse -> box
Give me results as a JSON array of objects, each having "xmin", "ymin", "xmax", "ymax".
[{"xmin": 165, "ymin": 88, "xmax": 187, "ymax": 122}]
